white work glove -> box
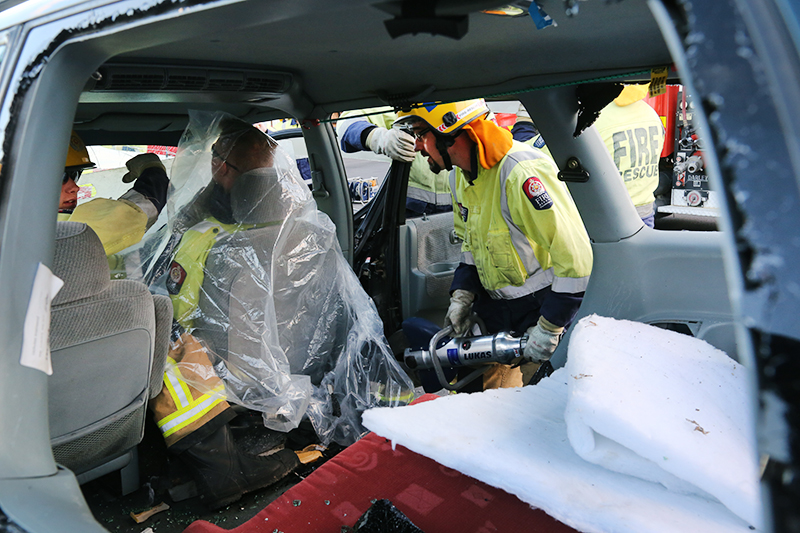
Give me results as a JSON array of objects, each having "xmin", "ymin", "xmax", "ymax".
[
  {"xmin": 122, "ymin": 153, "xmax": 166, "ymax": 183},
  {"xmin": 523, "ymin": 316, "xmax": 564, "ymax": 363},
  {"xmin": 365, "ymin": 127, "xmax": 416, "ymax": 162},
  {"xmin": 444, "ymin": 289, "xmax": 476, "ymax": 337}
]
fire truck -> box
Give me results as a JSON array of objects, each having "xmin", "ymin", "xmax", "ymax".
[{"xmin": 644, "ymin": 86, "xmax": 716, "ymax": 218}]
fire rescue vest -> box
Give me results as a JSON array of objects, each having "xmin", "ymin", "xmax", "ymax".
[
  {"xmin": 449, "ymin": 141, "xmax": 592, "ymax": 298},
  {"xmin": 154, "ymin": 216, "xmax": 266, "ymax": 445},
  {"xmin": 151, "ymin": 331, "xmax": 230, "ymax": 447},
  {"xmin": 593, "ymin": 99, "xmax": 665, "ymax": 208}
]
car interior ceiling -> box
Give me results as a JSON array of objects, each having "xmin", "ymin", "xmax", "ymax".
[{"xmin": 70, "ymin": 0, "xmax": 672, "ymax": 146}]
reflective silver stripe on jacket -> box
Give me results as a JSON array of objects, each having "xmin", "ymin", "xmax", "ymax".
[
  {"xmin": 492, "ymin": 148, "xmax": 553, "ymax": 299},
  {"xmin": 552, "ymin": 275, "xmax": 590, "ymax": 294},
  {"xmin": 119, "ymin": 189, "xmax": 158, "ymax": 229},
  {"xmin": 190, "ymin": 220, "xmax": 231, "ymax": 242},
  {"xmin": 448, "ymin": 169, "xmax": 459, "ymax": 206},
  {"xmin": 461, "ymin": 250, "xmax": 475, "ymax": 265},
  {"xmin": 407, "ymin": 186, "xmax": 452, "ymax": 206},
  {"xmin": 487, "ymin": 267, "xmax": 555, "ymax": 299},
  {"xmin": 635, "ymin": 202, "xmax": 655, "ymax": 218},
  {"xmin": 189, "ymin": 219, "xmax": 222, "ymax": 234}
]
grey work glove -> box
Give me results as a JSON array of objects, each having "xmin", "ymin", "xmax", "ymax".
[
  {"xmin": 365, "ymin": 127, "xmax": 416, "ymax": 162},
  {"xmin": 444, "ymin": 289, "xmax": 476, "ymax": 337},
  {"xmin": 122, "ymin": 153, "xmax": 166, "ymax": 183},
  {"xmin": 523, "ymin": 316, "xmax": 564, "ymax": 363}
]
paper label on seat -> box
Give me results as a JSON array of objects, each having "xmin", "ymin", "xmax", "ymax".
[{"xmin": 20, "ymin": 263, "xmax": 63, "ymax": 375}]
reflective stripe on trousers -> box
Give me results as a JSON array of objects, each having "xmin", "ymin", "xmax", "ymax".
[
  {"xmin": 407, "ymin": 186, "xmax": 452, "ymax": 206},
  {"xmin": 156, "ymin": 357, "xmax": 227, "ymax": 438}
]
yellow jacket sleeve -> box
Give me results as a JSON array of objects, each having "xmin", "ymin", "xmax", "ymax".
[{"xmin": 67, "ymin": 198, "xmax": 148, "ymax": 256}]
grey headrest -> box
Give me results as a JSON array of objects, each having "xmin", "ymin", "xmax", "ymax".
[
  {"xmin": 52, "ymin": 222, "xmax": 110, "ymax": 305},
  {"xmin": 231, "ymin": 167, "xmax": 292, "ymax": 225}
]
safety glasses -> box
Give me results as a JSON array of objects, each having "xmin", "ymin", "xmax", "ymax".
[
  {"xmin": 411, "ymin": 127, "xmax": 432, "ymax": 141},
  {"xmin": 62, "ymin": 169, "xmax": 82, "ymax": 184},
  {"xmin": 211, "ymin": 146, "xmax": 240, "ymax": 172}
]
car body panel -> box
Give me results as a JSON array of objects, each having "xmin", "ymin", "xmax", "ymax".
[{"xmin": 0, "ymin": 0, "xmax": 797, "ymax": 530}]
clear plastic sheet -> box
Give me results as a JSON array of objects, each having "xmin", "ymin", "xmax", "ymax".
[{"xmin": 136, "ymin": 110, "xmax": 413, "ymax": 443}]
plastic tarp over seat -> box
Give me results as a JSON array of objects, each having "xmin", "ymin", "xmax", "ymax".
[
  {"xmin": 150, "ymin": 111, "xmax": 413, "ymax": 445},
  {"xmin": 197, "ymin": 167, "xmax": 345, "ymax": 385}
]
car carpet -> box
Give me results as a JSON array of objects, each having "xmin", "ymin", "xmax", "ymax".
[{"xmin": 180, "ymin": 395, "xmax": 576, "ymax": 533}]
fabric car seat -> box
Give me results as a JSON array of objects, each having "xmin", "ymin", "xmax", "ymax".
[
  {"xmin": 194, "ymin": 168, "xmax": 348, "ymax": 386},
  {"xmin": 49, "ymin": 221, "xmax": 172, "ymax": 494}
]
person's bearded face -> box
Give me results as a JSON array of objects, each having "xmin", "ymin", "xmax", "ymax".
[{"xmin": 413, "ymin": 127, "xmax": 445, "ymax": 174}]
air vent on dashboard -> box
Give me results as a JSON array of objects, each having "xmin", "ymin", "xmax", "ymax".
[
  {"xmin": 207, "ymin": 71, "xmax": 245, "ymax": 90},
  {"xmin": 164, "ymin": 73, "xmax": 207, "ymax": 90},
  {"xmin": 100, "ymin": 71, "xmax": 165, "ymax": 90},
  {"xmin": 92, "ymin": 65, "xmax": 291, "ymax": 94},
  {"xmin": 243, "ymin": 76, "xmax": 287, "ymax": 92}
]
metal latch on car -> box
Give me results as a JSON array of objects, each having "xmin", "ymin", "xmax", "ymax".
[
  {"xmin": 310, "ymin": 170, "xmax": 329, "ymax": 198},
  {"xmin": 449, "ymin": 228, "xmax": 461, "ymax": 245},
  {"xmin": 558, "ymin": 157, "xmax": 590, "ymax": 183}
]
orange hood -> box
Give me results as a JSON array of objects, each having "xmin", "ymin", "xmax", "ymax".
[{"xmin": 462, "ymin": 118, "xmax": 513, "ymax": 170}]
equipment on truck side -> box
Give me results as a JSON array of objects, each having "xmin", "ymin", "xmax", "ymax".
[{"xmin": 645, "ymin": 86, "xmax": 715, "ymax": 217}]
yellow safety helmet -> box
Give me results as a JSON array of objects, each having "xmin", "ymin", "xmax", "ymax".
[
  {"xmin": 65, "ymin": 130, "xmax": 95, "ymax": 170},
  {"xmin": 614, "ymin": 83, "xmax": 651, "ymax": 106},
  {"xmin": 394, "ymin": 99, "xmax": 489, "ymax": 136}
]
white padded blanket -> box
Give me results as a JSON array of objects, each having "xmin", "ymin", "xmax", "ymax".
[{"xmin": 363, "ymin": 315, "xmax": 763, "ymax": 533}]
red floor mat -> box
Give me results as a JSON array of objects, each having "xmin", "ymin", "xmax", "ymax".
[{"xmin": 183, "ymin": 398, "xmax": 578, "ymax": 533}]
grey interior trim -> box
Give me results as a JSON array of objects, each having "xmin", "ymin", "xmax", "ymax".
[
  {"xmin": 0, "ymin": 468, "xmax": 107, "ymax": 533},
  {"xmin": 551, "ymin": 229, "xmax": 734, "ymax": 367},
  {"xmin": 301, "ymin": 121, "xmax": 354, "ymax": 261},
  {"xmin": 88, "ymin": 63, "xmax": 293, "ymax": 94},
  {"xmin": 73, "ymin": 452, "xmax": 131, "ymax": 484},
  {"xmin": 520, "ymin": 87, "xmax": 644, "ymax": 244},
  {"xmin": 0, "ymin": 32, "xmax": 107, "ymax": 480},
  {"xmin": 399, "ymin": 212, "xmax": 461, "ymax": 322}
]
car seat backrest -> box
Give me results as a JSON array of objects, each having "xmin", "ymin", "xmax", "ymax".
[
  {"xmin": 52, "ymin": 221, "xmax": 111, "ymax": 304},
  {"xmin": 49, "ymin": 221, "xmax": 160, "ymax": 487}
]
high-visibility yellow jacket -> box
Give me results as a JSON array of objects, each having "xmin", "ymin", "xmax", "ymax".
[
  {"xmin": 450, "ymin": 141, "xmax": 592, "ymax": 299},
  {"xmin": 153, "ymin": 216, "xmax": 262, "ymax": 446},
  {"xmin": 165, "ymin": 217, "xmax": 259, "ymax": 330},
  {"xmin": 57, "ymin": 198, "xmax": 148, "ymax": 256},
  {"xmin": 593, "ymin": 98, "xmax": 665, "ymax": 208}
]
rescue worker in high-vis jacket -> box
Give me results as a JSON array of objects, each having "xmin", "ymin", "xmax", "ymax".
[
  {"xmin": 57, "ymin": 131, "xmax": 169, "ymax": 256},
  {"xmin": 395, "ymin": 99, "xmax": 593, "ymax": 389},
  {"xmin": 593, "ymin": 83, "xmax": 665, "ymax": 228},
  {"xmin": 337, "ymin": 107, "xmax": 452, "ymax": 217},
  {"xmin": 150, "ymin": 123, "xmax": 299, "ymax": 511}
]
